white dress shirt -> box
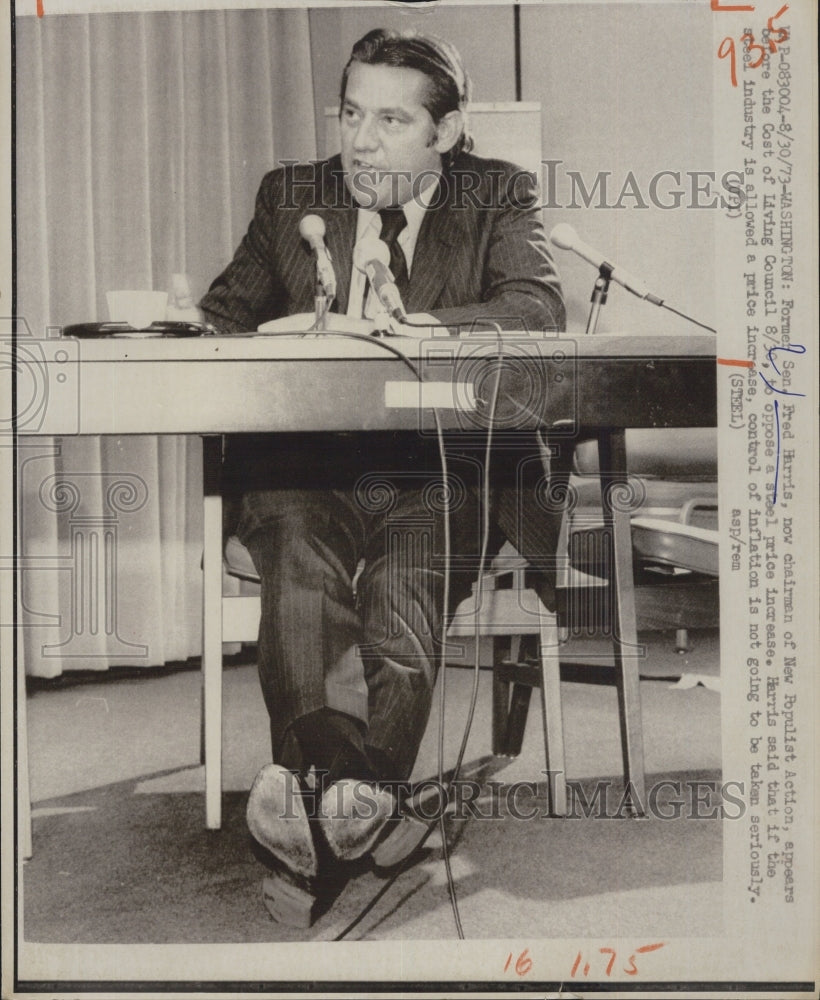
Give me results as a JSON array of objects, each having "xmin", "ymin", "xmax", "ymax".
[{"xmin": 346, "ymin": 175, "xmax": 441, "ymax": 320}]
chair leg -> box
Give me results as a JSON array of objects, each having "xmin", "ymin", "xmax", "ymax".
[
  {"xmin": 202, "ymin": 436, "xmax": 223, "ymax": 830},
  {"xmin": 18, "ymin": 617, "xmax": 33, "ymax": 860},
  {"xmin": 504, "ymin": 684, "xmax": 533, "ymax": 757},
  {"xmin": 492, "ymin": 638, "xmax": 512, "ymax": 756},
  {"xmin": 537, "ymin": 608, "xmax": 567, "ymax": 816},
  {"xmin": 598, "ymin": 429, "xmax": 646, "ymax": 815},
  {"xmin": 492, "ymin": 634, "xmax": 534, "ymax": 757}
]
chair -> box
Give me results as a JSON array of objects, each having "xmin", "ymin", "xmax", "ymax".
[
  {"xmin": 447, "ymin": 543, "xmax": 567, "ymax": 814},
  {"xmin": 568, "ymin": 428, "xmax": 719, "ymax": 650}
]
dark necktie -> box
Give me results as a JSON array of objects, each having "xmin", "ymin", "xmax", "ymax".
[{"xmin": 377, "ymin": 207, "xmax": 409, "ymax": 298}]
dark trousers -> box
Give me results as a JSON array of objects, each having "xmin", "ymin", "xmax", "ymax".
[{"xmin": 230, "ymin": 433, "xmax": 562, "ymax": 782}]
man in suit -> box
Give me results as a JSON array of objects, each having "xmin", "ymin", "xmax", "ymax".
[{"xmin": 200, "ymin": 28, "xmax": 565, "ymax": 921}]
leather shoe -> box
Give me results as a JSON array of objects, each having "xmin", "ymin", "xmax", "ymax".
[
  {"xmin": 246, "ymin": 763, "xmax": 317, "ymax": 879},
  {"xmin": 317, "ymin": 779, "xmax": 396, "ymax": 861},
  {"xmin": 371, "ymin": 814, "xmax": 432, "ymax": 870}
]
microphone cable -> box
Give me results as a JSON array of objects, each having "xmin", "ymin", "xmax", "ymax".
[
  {"xmin": 659, "ymin": 301, "xmax": 716, "ymax": 333},
  {"xmin": 318, "ymin": 322, "xmax": 506, "ymax": 940},
  {"xmin": 434, "ymin": 321, "xmax": 504, "ymax": 940},
  {"xmin": 248, "ymin": 324, "xmax": 505, "ymax": 939},
  {"xmin": 545, "ymin": 218, "xmax": 717, "ymax": 333}
]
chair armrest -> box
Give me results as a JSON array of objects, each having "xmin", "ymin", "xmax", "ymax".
[
  {"xmin": 224, "ymin": 535, "xmax": 260, "ymax": 583},
  {"xmin": 631, "ymin": 516, "xmax": 719, "ymax": 576},
  {"xmin": 679, "ymin": 497, "xmax": 718, "ymax": 525}
]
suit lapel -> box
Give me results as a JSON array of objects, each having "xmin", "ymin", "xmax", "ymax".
[
  {"xmin": 318, "ymin": 158, "xmax": 356, "ymax": 314},
  {"xmin": 406, "ymin": 175, "xmax": 469, "ymax": 314}
]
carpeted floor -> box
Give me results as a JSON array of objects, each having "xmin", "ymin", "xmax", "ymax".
[{"xmin": 24, "ymin": 629, "xmax": 722, "ymax": 943}]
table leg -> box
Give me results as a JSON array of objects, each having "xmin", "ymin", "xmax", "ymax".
[
  {"xmin": 202, "ymin": 436, "xmax": 223, "ymax": 830},
  {"xmin": 598, "ymin": 428, "xmax": 646, "ymax": 814}
]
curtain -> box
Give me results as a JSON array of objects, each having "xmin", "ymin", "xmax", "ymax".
[{"xmin": 16, "ymin": 9, "xmax": 317, "ymax": 676}]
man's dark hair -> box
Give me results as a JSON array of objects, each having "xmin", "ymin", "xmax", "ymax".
[{"xmin": 339, "ymin": 28, "xmax": 474, "ymax": 163}]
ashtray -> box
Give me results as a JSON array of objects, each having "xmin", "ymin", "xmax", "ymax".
[{"xmin": 63, "ymin": 321, "xmax": 213, "ymax": 338}]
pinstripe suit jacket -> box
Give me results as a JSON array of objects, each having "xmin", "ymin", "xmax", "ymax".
[
  {"xmin": 200, "ymin": 151, "xmax": 565, "ymax": 334},
  {"xmin": 203, "ymin": 152, "xmax": 566, "ymax": 607}
]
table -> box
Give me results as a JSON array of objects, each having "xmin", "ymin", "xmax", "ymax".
[
  {"xmin": 31, "ymin": 332, "xmax": 716, "ymax": 435},
  {"xmin": 19, "ymin": 331, "xmax": 717, "ymax": 835}
]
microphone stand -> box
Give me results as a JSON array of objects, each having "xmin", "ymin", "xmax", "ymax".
[
  {"xmin": 584, "ymin": 261, "xmax": 613, "ymax": 336},
  {"xmin": 311, "ymin": 278, "xmax": 330, "ymax": 333}
]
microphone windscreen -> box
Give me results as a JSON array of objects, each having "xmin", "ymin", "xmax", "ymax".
[
  {"xmin": 549, "ymin": 223, "xmax": 578, "ymax": 250},
  {"xmin": 299, "ymin": 214, "xmax": 326, "ymax": 240},
  {"xmin": 354, "ymin": 237, "xmax": 391, "ymax": 273}
]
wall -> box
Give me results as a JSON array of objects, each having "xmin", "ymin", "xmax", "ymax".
[
  {"xmin": 521, "ymin": 2, "xmax": 715, "ymax": 335},
  {"xmin": 308, "ymin": 4, "xmax": 517, "ymax": 154}
]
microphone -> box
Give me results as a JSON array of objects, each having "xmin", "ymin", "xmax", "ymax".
[
  {"xmin": 354, "ymin": 237, "xmax": 407, "ymax": 321},
  {"xmin": 550, "ymin": 223, "xmax": 664, "ymax": 306},
  {"xmin": 299, "ymin": 214, "xmax": 337, "ymax": 300}
]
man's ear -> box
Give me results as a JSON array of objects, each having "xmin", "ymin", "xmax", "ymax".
[{"xmin": 432, "ymin": 111, "xmax": 463, "ymax": 155}]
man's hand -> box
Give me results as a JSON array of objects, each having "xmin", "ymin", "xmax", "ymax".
[
  {"xmin": 166, "ymin": 273, "xmax": 204, "ymax": 324},
  {"xmin": 385, "ymin": 312, "xmax": 446, "ymax": 338}
]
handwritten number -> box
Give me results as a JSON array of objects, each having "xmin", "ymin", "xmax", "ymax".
[
  {"xmin": 741, "ymin": 31, "xmax": 768, "ymax": 68},
  {"xmin": 717, "ymin": 4, "xmax": 790, "ymax": 86},
  {"xmin": 718, "ymin": 36, "xmax": 738, "ymax": 87},
  {"xmin": 571, "ymin": 942, "xmax": 665, "ymax": 978},
  {"xmin": 515, "ymin": 949, "xmax": 533, "ymax": 976},
  {"xmin": 504, "ymin": 950, "xmax": 532, "ymax": 977},
  {"xmin": 767, "ymin": 4, "xmax": 790, "ymax": 48},
  {"xmin": 600, "ymin": 947, "xmax": 617, "ymax": 976}
]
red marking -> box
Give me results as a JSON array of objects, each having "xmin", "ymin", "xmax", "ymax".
[
  {"xmin": 718, "ymin": 36, "xmax": 739, "ymax": 86},
  {"xmin": 572, "ymin": 942, "xmax": 666, "ymax": 978},
  {"xmin": 515, "ymin": 949, "xmax": 533, "ymax": 976},
  {"xmin": 600, "ymin": 947, "xmax": 617, "ymax": 976},
  {"xmin": 717, "ymin": 358, "xmax": 754, "ymax": 368},
  {"xmin": 767, "ymin": 5, "xmax": 790, "ymax": 47},
  {"xmin": 711, "ymin": 0, "xmax": 755, "ymax": 10},
  {"xmin": 742, "ymin": 30, "xmax": 768, "ymax": 68},
  {"xmin": 504, "ymin": 950, "xmax": 532, "ymax": 976},
  {"xmin": 718, "ymin": 5, "xmax": 790, "ymax": 85},
  {"xmin": 36, "ymin": 0, "xmax": 44, "ymax": 15}
]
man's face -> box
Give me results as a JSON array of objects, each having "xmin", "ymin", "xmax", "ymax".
[{"xmin": 340, "ymin": 62, "xmax": 446, "ymax": 210}]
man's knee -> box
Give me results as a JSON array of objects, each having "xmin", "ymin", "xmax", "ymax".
[
  {"xmin": 236, "ymin": 489, "xmax": 331, "ymax": 544},
  {"xmin": 359, "ymin": 557, "xmax": 441, "ymax": 651}
]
